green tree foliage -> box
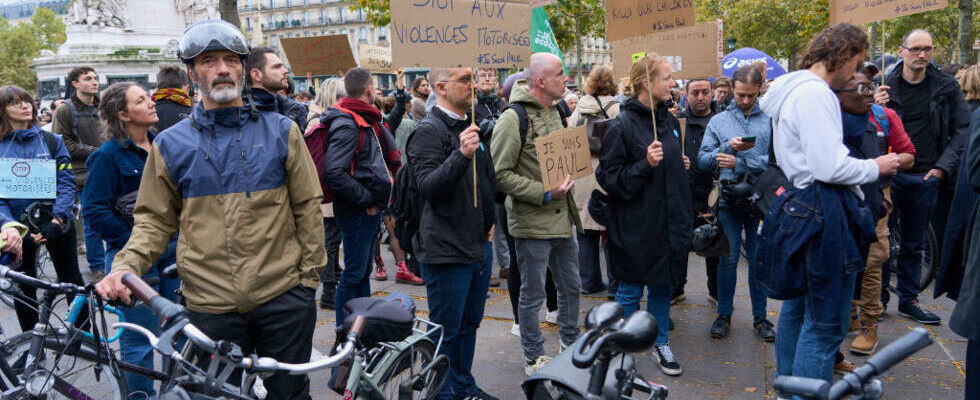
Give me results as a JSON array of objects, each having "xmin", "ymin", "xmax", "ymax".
[
  {"xmin": 0, "ymin": 8, "xmax": 67, "ymax": 92},
  {"xmin": 697, "ymin": 0, "xmax": 827, "ymax": 68},
  {"xmin": 350, "ymin": 0, "xmax": 390, "ymax": 27},
  {"xmin": 543, "ymin": 0, "xmax": 605, "ymax": 86}
]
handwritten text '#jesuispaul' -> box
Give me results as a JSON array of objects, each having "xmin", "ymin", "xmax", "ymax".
[{"xmin": 839, "ymin": 0, "xmax": 943, "ymax": 13}]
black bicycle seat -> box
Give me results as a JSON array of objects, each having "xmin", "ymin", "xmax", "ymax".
[
  {"xmin": 162, "ymin": 264, "xmax": 179, "ymax": 279},
  {"xmin": 604, "ymin": 311, "xmax": 658, "ymax": 354},
  {"xmin": 585, "ymin": 302, "xmax": 624, "ymax": 331}
]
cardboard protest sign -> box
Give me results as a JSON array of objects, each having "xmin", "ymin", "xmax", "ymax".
[
  {"xmin": 612, "ymin": 21, "xmax": 722, "ymax": 80},
  {"xmin": 359, "ymin": 44, "xmax": 394, "ymax": 74},
  {"xmin": 535, "ymin": 126, "xmax": 594, "ymax": 192},
  {"xmin": 605, "ymin": 0, "xmax": 696, "ymax": 42},
  {"xmin": 390, "ymin": 0, "xmax": 532, "ymax": 69},
  {"xmin": 530, "ymin": 0, "xmax": 557, "ymax": 7},
  {"xmin": 280, "ymin": 35, "xmax": 356, "ymax": 76},
  {"xmin": 829, "ymin": 0, "xmax": 947, "ymax": 25}
]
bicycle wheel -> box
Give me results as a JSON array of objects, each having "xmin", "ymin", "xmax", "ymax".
[
  {"xmin": 886, "ymin": 223, "xmax": 938, "ymax": 293},
  {"xmin": 375, "ymin": 338, "xmax": 448, "ymax": 400},
  {"xmin": 0, "ymin": 332, "xmax": 128, "ymax": 400}
]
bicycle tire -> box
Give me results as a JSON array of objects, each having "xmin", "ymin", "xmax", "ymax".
[
  {"xmin": 886, "ymin": 221, "xmax": 938, "ymax": 293},
  {"xmin": 0, "ymin": 331, "xmax": 128, "ymax": 400},
  {"xmin": 375, "ymin": 338, "xmax": 448, "ymax": 400}
]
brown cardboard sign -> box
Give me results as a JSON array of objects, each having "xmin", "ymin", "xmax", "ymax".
[
  {"xmin": 280, "ymin": 35, "xmax": 357, "ymax": 76},
  {"xmin": 829, "ymin": 0, "xmax": 947, "ymax": 25},
  {"xmin": 529, "ymin": 0, "xmax": 557, "ymax": 8},
  {"xmin": 611, "ymin": 21, "xmax": 722, "ymax": 80},
  {"xmin": 359, "ymin": 44, "xmax": 394, "ymax": 74},
  {"xmin": 535, "ymin": 126, "xmax": 594, "ymax": 192},
  {"xmin": 605, "ymin": 0, "xmax": 696, "ymax": 42},
  {"xmin": 390, "ymin": 0, "xmax": 532, "ymax": 69}
]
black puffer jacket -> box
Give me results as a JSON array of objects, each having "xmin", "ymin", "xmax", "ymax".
[
  {"xmin": 885, "ymin": 62, "xmax": 971, "ymax": 183},
  {"xmin": 249, "ymin": 88, "xmax": 308, "ymax": 130},
  {"xmin": 321, "ymin": 103, "xmax": 393, "ymax": 218},
  {"xmin": 408, "ymin": 107, "xmax": 496, "ymax": 265},
  {"xmin": 597, "ymin": 98, "xmax": 693, "ymax": 286}
]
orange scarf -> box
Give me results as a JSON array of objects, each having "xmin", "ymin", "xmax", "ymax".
[{"xmin": 151, "ymin": 88, "xmax": 191, "ymax": 107}]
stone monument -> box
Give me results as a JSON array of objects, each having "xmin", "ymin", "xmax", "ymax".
[{"xmin": 31, "ymin": 0, "xmax": 220, "ymax": 100}]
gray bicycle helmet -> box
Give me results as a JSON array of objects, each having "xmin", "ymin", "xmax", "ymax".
[{"xmin": 178, "ymin": 19, "xmax": 249, "ymax": 65}]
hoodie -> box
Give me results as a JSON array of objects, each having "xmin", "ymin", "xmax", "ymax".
[{"xmin": 759, "ymin": 70, "xmax": 878, "ymax": 192}]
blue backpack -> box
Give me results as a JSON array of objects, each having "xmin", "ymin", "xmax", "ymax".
[{"xmin": 870, "ymin": 104, "xmax": 889, "ymax": 140}]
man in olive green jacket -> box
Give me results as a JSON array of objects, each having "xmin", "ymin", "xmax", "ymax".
[{"xmin": 490, "ymin": 53, "xmax": 583, "ymax": 376}]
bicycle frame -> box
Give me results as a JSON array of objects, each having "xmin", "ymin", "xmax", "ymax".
[
  {"xmin": 64, "ymin": 294, "xmax": 126, "ymax": 343},
  {"xmin": 344, "ymin": 317, "xmax": 445, "ymax": 400}
]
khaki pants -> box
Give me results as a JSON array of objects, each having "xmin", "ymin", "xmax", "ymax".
[{"xmin": 855, "ymin": 187, "xmax": 891, "ymax": 323}]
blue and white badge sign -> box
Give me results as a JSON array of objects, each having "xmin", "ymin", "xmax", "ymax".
[{"xmin": 0, "ymin": 158, "xmax": 56, "ymax": 199}]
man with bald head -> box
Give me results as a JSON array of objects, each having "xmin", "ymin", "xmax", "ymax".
[
  {"xmin": 407, "ymin": 67, "xmax": 498, "ymax": 400},
  {"xmin": 490, "ymin": 53, "xmax": 583, "ymax": 375},
  {"xmin": 883, "ymin": 29, "xmax": 971, "ymax": 325}
]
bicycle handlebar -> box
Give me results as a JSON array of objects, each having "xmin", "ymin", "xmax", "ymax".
[
  {"xmin": 774, "ymin": 327, "xmax": 933, "ymax": 399},
  {"xmin": 0, "ymin": 264, "xmax": 87, "ymax": 295}
]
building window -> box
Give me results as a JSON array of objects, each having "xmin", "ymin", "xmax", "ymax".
[
  {"xmin": 359, "ymin": 27, "xmax": 367, "ymax": 42},
  {"xmin": 246, "ymin": 18, "xmax": 252, "ymax": 30},
  {"xmin": 338, "ymin": 8, "xmax": 345, "ymax": 22},
  {"xmin": 285, "ymin": 0, "xmax": 290, "ymax": 7},
  {"xmin": 303, "ymin": 11, "xmax": 308, "ymax": 26},
  {"xmin": 378, "ymin": 26, "xmax": 387, "ymax": 39},
  {"xmin": 268, "ymin": 0, "xmax": 273, "ymax": 9},
  {"xmin": 320, "ymin": 9, "xmax": 325, "ymax": 24}
]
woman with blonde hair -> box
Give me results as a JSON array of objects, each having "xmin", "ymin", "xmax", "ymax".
[
  {"xmin": 597, "ymin": 54, "xmax": 692, "ymax": 377},
  {"xmin": 306, "ymin": 77, "xmax": 346, "ymax": 130},
  {"xmin": 959, "ymin": 64, "xmax": 980, "ymax": 113}
]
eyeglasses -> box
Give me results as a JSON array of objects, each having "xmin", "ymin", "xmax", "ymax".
[
  {"xmin": 6, "ymin": 100, "xmax": 30, "ymax": 108},
  {"xmin": 901, "ymin": 46, "xmax": 934, "ymax": 55},
  {"xmin": 835, "ymin": 83, "xmax": 876, "ymax": 96}
]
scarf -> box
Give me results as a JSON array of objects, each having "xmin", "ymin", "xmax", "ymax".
[
  {"xmin": 336, "ymin": 97, "xmax": 402, "ymax": 173},
  {"xmin": 152, "ymin": 88, "xmax": 192, "ymax": 107}
]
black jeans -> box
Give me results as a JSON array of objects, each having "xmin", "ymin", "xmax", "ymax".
[
  {"xmin": 967, "ymin": 339, "xmax": 978, "ymax": 400},
  {"xmin": 319, "ymin": 217, "xmax": 342, "ymax": 302},
  {"xmin": 499, "ymin": 204, "xmax": 556, "ymax": 323},
  {"xmin": 15, "ymin": 224, "xmax": 85, "ymax": 332},
  {"xmin": 577, "ymin": 230, "xmax": 614, "ymax": 293},
  {"xmin": 706, "ymin": 256, "xmax": 719, "ymax": 300},
  {"xmin": 187, "ymin": 285, "xmax": 317, "ymax": 400}
]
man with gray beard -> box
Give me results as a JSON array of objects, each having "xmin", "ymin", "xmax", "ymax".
[{"xmin": 96, "ymin": 20, "xmax": 325, "ymax": 400}]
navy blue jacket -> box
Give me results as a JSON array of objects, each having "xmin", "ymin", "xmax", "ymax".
[
  {"xmin": 250, "ymin": 88, "xmax": 308, "ymax": 130},
  {"xmin": 755, "ymin": 182, "xmax": 876, "ymax": 335},
  {"xmin": 0, "ymin": 125, "xmax": 75, "ymax": 226},
  {"xmin": 81, "ymin": 135, "xmax": 154, "ymax": 250},
  {"xmin": 321, "ymin": 103, "xmax": 394, "ymax": 218}
]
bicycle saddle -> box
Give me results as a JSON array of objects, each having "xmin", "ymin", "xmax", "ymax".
[
  {"xmin": 584, "ymin": 302, "xmax": 624, "ymax": 331},
  {"xmin": 573, "ymin": 311, "xmax": 658, "ymax": 368}
]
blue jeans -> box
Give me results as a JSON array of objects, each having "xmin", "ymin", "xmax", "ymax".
[
  {"xmin": 420, "ymin": 242, "xmax": 492, "ymax": 399},
  {"xmin": 615, "ymin": 283, "xmax": 670, "ymax": 346},
  {"xmin": 106, "ymin": 241, "xmax": 181, "ymax": 400},
  {"xmin": 887, "ymin": 172, "xmax": 939, "ymax": 305},
  {"xmin": 776, "ymin": 272, "xmax": 857, "ymax": 383},
  {"xmin": 82, "ymin": 215, "xmax": 106, "ymax": 272},
  {"xmin": 717, "ymin": 207, "xmax": 766, "ymax": 318},
  {"xmin": 335, "ymin": 213, "xmax": 381, "ymax": 323}
]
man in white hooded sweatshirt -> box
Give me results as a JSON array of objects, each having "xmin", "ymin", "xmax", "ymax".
[{"xmin": 758, "ymin": 24, "xmax": 901, "ymax": 385}]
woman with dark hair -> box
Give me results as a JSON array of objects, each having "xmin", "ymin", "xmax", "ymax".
[
  {"xmin": 0, "ymin": 85, "xmax": 81, "ymax": 332},
  {"xmin": 81, "ymin": 81, "xmax": 180, "ymax": 400}
]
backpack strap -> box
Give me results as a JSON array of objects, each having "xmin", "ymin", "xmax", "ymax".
[
  {"xmin": 870, "ymin": 104, "xmax": 889, "ymax": 140},
  {"xmin": 64, "ymin": 99, "xmax": 79, "ymax": 139},
  {"xmin": 596, "ymin": 97, "xmax": 613, "ymax": 119},
  {"xmin": 327, "ymin": 105, "xmax": 368, "ymax": 175},
  {"xmin": 332, "ymin": 104, "xmax": 372, "ymax": 129},
  {"xmin": 508, "ymin": 102, "xmax": 530, "ymax": 160}
]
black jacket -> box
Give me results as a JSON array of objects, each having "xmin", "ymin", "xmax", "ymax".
[
  {"xmin": 597, "ymin": 98, "xmax": 694, "ymax": 286},
  {"xmin": 408, "ymin": 107, "xmax": 496, "ymax": 265},
  {"xmin": 321, "ymin": 105, "xmax": 393, "ymax": 218},
  {"xmin": 153, "ymin": 99, "xmax": 191, "ymax": 134},
  {"xmin": 885, "ymin": 62, "xmax": 971, "ymax": 184},
  {"xmin": 386, "ymin": 88, "xmax": 411, "ymax": 133},
  {"xmin": 843, "ymin": 121, "xmax": 887, "ymax": 221},
  {"xmin": 250, "ymin": 88, "xmax": 308, "ymax": 130},
  {"xmin": 678, "ymin": 104, "xmax": 717, "ymax": 210},
  {"xmin": 949, "ymin": 107, "xmax": 980, "ymax": 340}
]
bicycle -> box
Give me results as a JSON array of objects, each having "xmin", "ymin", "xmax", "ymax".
[
  {"xmin": 0, "ymin": 261, "xmax": 174, "ymax": 399},
  {"xmin": 773, "ymin": 327, "xmax": 933, "ymax": 399},
  {"xmin": 523, "ymin": 302, "xmax": 669, "ymax": 400},
  {"xmin": 117, "ymin": 273, "xmax": 450, "ymax": 400}
]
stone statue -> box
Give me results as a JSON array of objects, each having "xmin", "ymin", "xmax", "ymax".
[
  {"xmin": 175, "ymin": 0, "xmax": 220, "ymax": 26},
  {"xmin": 69, "ymin": 0, "xmax": 130, "ymax": 30}
]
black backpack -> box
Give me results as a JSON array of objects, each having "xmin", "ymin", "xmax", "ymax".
[
  {"xmin": 575, "ymin": 98, "xmax": 615, "ymax": 155},
  {"xmin": 391, "ymin": 160, "xmax": 421, "ymax": 255}
]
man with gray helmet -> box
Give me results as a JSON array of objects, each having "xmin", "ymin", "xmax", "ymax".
[{"xmin": 95, "ymin": 20, "xmax": 326, "ymax": 400}]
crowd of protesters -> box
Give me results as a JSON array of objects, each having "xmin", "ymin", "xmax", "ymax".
[{"xmin": 0, "ymin": 18, "xmax": 978, "ymax": 400}]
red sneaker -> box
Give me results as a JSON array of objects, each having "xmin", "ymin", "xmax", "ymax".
[
  {"xmin": 395, "ymin": 261, "xmax": 424, "ymax": 285},
  {"xmin": 373, "ymin": 256, "xmax": 387, "ymax": 281}
]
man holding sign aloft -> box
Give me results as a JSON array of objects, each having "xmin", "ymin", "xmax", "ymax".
[
  {"xmin": 596, "ymin": 54, "xmax": 693, "ymax": 377},
  {"xmin": 490, "ymin": 53, "xmax": 583, "ymax": 377}
]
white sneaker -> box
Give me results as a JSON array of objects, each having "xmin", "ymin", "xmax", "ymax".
[
  {"xmin": 559, "ymin": 340, "xmax": 574, "ymax": 353},
  {"xmin": 545, "ymin": 310, "xmax": 558, "ymax": 324},
  {"xmin": 524, "ymin": 355, "xmax": 552, "ymax": 376},
  {"xmin": 252, "ymin": 377, "xmax": 268, "ymax": 399},
  {"xmin": 510, "ymin": 323, "xmax": 520, "ymax": 337}
]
